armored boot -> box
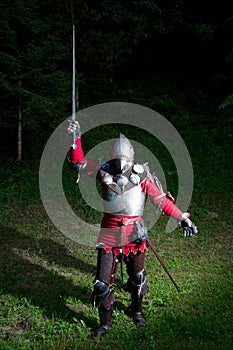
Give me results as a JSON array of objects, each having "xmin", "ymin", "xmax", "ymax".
[
  {"xmin": 130, "ymin": 294, "xmax": 146, "ymax": 327},
  {"xmin": 91, "ymin": 304, "xmax": 113, "ymax": 338}
]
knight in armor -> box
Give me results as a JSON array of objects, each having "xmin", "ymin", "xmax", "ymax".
[{"xmin": 67, "ymin": 121, "xmax": 197, "ymax": 338}]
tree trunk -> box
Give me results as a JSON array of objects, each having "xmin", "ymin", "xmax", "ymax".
[{"xmin": 16, "ymin": 79, "xmax": 22, "ymax": 164}]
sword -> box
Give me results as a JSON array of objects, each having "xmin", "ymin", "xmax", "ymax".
[
  {"xmin": 147, "ymin": 238, "xmax": 180, "ymax": 293},
  {"xmin": 71, "ymin": 24, "xmax": 77, "ymax": 150}
]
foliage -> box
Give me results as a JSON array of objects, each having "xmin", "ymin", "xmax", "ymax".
[
  {"xmin": 1, "ymin": 0, "xmax": 232, "ymax": 155},
  {"xmin": 0, "ymin": 0, "xmax": 72, "ymax": 143},
  {"xmin": 219, "ymin": 93, "xmax": 233, "ymax": 110}
]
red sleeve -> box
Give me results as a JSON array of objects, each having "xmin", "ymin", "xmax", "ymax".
[
  {"xmin": 141, "ymin": 178, "xmax": 183, "ymax": 220},
  {"xmin": 68, "ymin": 138, "xmax": 85, "ymax": 163},
  {"xmin": 68, "ymin": 137, "xmax": 99, "ymax": 175},
  {"xmin": 161, "ymin": 198, "xmax": 183, "ymax": 219}
]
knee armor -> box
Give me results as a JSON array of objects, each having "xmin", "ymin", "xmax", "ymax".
[
  {"xmin": 93, "ymin": 280, "xmax": 110, "ymax": 297},
  {"xmin": 129, "ymin": 270, "xmax": 146, "ymax": 288}
]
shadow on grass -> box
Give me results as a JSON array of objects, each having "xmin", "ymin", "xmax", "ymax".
[
  {"xmin": 36, "ymin": 237, "xmax": 96, "ymax": 275},
  {"xmin": 1, "ymin": 220, "xmax": 232, "ymax": 348},
  {"xmin": 0, "ymin": 225, "xmax": 97, "ymax": 329}
]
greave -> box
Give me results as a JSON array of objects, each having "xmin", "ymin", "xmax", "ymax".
[
  {"xmin": 99, "ymin": 304, "xmax": 113, "ymax": 329},
  {"xmin": 130, "ymin": 294, "xmax": 146, "ymax": 327},
  {"xmin": 131, "ymin": 294, "xmax": 143, "ymax": 314},
  {"xmin": 91, "ymin": 304, "xmax": 113, "ymax": 339}
]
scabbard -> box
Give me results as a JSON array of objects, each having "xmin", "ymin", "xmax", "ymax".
[{"xmin": 147, "ymin": 238, "xmax": 180, "ymax": 292}]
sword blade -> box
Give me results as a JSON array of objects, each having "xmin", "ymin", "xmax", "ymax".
[{"xmin": 72, "ymin": 24, "xmax": 77, "ymax": 149}]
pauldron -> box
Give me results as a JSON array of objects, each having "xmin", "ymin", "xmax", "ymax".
[{"xmin": 100, "ymin": 161, "xmax": 148, "ymax": 195}]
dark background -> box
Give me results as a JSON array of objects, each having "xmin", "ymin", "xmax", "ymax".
[{"xmin": 0, "ymin": 0, "xmax": 232, "ymax": 173}]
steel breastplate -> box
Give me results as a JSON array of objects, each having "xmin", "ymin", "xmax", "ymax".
[
  {"xmin": 103, "ymin": 185, "xmax": 146, "ymax": 216},
  {"xmin": 100, "ymin": 162, "xmax": 148, "ymax": 216}
]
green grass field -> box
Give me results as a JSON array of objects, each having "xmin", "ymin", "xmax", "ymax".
[
  {"xmin": 1, "ymin": 193, "xmax": 232, "ymax": 349},
  {"xmin": 0, "ymin": 117, "xmax": 233, "ymax": 349}
]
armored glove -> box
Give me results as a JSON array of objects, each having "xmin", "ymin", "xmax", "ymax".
[
  {"xmin": 179, "ymin": 212, "xmax": 198, "ymax": 237},
  {"xmin": 67, "ymin": 120, "xmax": 80, "ymax": 136}
]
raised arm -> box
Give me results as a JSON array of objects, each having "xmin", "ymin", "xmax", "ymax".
[{"xmin": 67, "ymin": 121, "xmax": 99, "ymax": 175}]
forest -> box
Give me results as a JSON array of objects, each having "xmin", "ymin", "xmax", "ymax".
[
  {"xmin": 1, "ymin": 0, "xmax": 232, "ymax": 159},
  {"xmin": 0, "ymin": 0, "xmax": 233, "ymax": 349}
]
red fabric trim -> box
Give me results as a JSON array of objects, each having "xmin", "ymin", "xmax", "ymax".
[
  {"xmin": 101, "ymin": 214, "xmax": 140, "ymax": 228},
  {"xmin": 103, "ymin": 241, "xmax": 149, "ymax": 256},
  {"xmin": 99, "ymin": 214, "xmax": 142, "ymax": 247}
]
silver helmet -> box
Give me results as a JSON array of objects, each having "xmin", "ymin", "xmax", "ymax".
[{"xmin": 110, "ymin": 134, "xmax": 134, "ymax": 173}]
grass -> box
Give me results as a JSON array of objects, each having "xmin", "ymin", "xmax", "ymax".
[
  {"xmin": 0, "ymin": 103, "xmax": 233, "ymax": 349},
  {"xmin": 0, "ymin": 188, "xmax": 233, "ymax": 349}
]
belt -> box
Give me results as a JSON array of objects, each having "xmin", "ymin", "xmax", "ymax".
[{"xmin": 118, "ymin": 216, "xmax": 141, "ymax": 227}]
